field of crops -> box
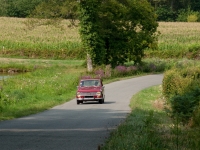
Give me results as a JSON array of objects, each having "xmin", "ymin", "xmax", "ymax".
[
  {"xmin": 158, "ymin": 22, "xmax": 200, "ymax": 51},
  {"xmin": 0, "ymin": 17, "xmax": 200, "ymax": 59},
  {"xmin": 0, "ymin": 17, "xmax": 80, "ymax": 45},
  {"xmin": 0, "ymin": 17, "xmax": 81, "ymax": 59}
]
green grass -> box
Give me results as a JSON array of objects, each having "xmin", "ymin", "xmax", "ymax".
[
  {"xmin": 0, "ymin": 59, "xmax": 85, "ymax": 120},
  {"xmin": 102, "ymin": 85, "xmax": 200, "ymax": 150}
]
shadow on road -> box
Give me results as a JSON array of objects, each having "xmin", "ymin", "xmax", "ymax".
[{"xmin": 0, "ymin": 107, "xmax": 128, "ymax": 150}]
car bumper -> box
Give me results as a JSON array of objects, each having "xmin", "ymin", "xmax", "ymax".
[{"xmin": 77, "ymin": 97, "xmax": 102, "ymax": 101}]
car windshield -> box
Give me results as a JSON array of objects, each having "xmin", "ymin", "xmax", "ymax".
[{"xmin": 80, "ymin": 80, "xmax": 100, "ymax": 87}]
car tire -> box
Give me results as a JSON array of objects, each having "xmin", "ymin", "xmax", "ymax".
[
  {"xmin": 99, "ymin": 99, "xmax": 103, "ymax": 104},
  {"xmin": 77, "ymin": 100, "xmax": 80, "ymax": 105}
]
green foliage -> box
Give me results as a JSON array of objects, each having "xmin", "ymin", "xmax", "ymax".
[
  {"xmin": 79, "ymin": 0, "xmax": 158, "ymax": 67},
  {"xmin": 30, "ymin": 0, "xmax": 79, "ymax": 21},
  {"xmin": 163, "ymin": 66, "xmax": 200, "ymax": 99},
  {"xmin": 170, "ymin": 87, "xmax": 200, "ymax": 123},
  {"xmin": 177, "ymin": 8, "xmax": 200, "ymax": 22},
  {"xmin": 0, "ymin": 0, "xmax": 9, "ymax": 16},
  {"xmin": 1, "ymin": 0, "xmax": 200, "ymax": 22},
  {"xmin": 187, "ymin": 44, "xmax": 200, "ymax": 59},
  {"xmin": 149, "ymin": 0, "xmax": 200, "ymax": 21},
  {"xmin": 146, "ymin": 44, "xmax": 200, "ymax": 60},
  {"xmin": 79, "ymin": 0, "xmax": 106, "ymax": 66},
  {"xmin": 6, "ymin": 0, "xmax": 42, "ymax": 18},
  {"xmin": 156, "ymin": 6, "xmax": 176, "ymax": 21},
  {"xmin": 187, "ymin": 14, "xmax": 198, "ymax": 22},
  {"xmin": 192, "ymin": 103, "xmax": 200, "ymax": 127},
  {"xmin": 0, "ymin": 0, "xmax": 79, "ymax": 20},
  {"xmin": 163, "ymin": 66, "xmax": 200, "ymax": 124},
  {"xmin": 83, "ymin": 58, "xmax": 181, "ymax": 80}
]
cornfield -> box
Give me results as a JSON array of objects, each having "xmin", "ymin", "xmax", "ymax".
[{"xmin": 0, "ymin": 17, "xmax": 200, "ymax": 59}]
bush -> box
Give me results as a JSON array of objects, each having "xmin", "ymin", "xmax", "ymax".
[
  {"xmin": 187, "ymin": 14, "xmax": 198, "ymax": 22},
  {"xmin": 192, "ymin": 102, "xmax": 200, "ymax": 127},
  {"xmin": 163, "ymin": 66, "xmax": 200, "ymax": 124},
  {"xmin": 163, "ymin": 67, "xmax": 200, "ymax": 98},
  {"xmin": 145, "ymin": 49, "xmax": 187, "ymax": 59},
  {"xmin": 156, "ymin": 6, "xmax": 176, "ymax": 21},
  {"xmin": 170, "ymin": 87, "xmax": 200, "ymax": 123},
  {"xmin": 177, "ymin": 9, "xmax": 200, "ymax": 22},
  {"xmin": 162, "ymin": 70, "xmax": 192, "ymax": 100}
]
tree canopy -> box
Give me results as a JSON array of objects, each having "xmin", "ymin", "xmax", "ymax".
[
  {"xmin": 79, "ymin": 0, "xmax": 158, "ymax": 67},
  {"xmin": 1, "ymin": 0, "xmax": 200, "ymax": 21}
]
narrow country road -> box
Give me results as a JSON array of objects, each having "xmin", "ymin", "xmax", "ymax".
[{"xmin": 0, "ymin": 74, "xmax": 163, "ymax": 150}]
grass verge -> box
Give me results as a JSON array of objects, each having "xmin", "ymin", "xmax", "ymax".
[
  {"xmin": 102, "ymin": 85, "xmax": 200, "ymax": 150},
  {"xmin": 0, "ymin": 59, "xmax": 85, "ymax": 120}
]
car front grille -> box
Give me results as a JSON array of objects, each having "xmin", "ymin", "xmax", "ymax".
[
  {"xmin": 80, "ymin": 92, "xmax": 96, "ymax": 96},
  {"xmin": 85, "ymin": 96, "xmax": 94, "ymax": 98}
]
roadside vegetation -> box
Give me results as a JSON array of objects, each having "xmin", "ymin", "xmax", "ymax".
[
  {"xmin": 0, "ymin": 17, "xmax": 200, "ymax": 149},
  {"xmin": 0, "ymin": 59, "xmax": 84, "ymax": 120},
  {"xmin": 102, "ymin": 85, "xmax": 200, "ymax": 150}
]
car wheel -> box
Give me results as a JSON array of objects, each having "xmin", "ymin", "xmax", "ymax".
[
  {"xmin": 77, "ymin": 100, "xmax": 80, "ymax": 105},
  {"xmin": 99, "ymin": 99, "xmax": 103, "ymax": 104}
]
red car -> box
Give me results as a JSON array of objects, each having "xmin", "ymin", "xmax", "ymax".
[{"xmin": 76, "ymin": 78, "xmax": 105, "ymax": 104}]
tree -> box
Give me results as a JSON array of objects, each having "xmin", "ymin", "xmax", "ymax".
[
  {"xmin": 6, "ymin": 0, "xmax": 42, "ymax": 18},
  {"xmin": 0, "ymin": 0, "xmax": 9, "ymax": 16},
  {"xmin": 31, "ymin": 0, "xmax": 78, "ymax": 20},
  {"xmin": 29, "ymin": 0, "xmax": 158, "ymax": 69},
  {"xmin": 79, "ymin": 0, "xmax": 105, "ymax": 71},
  {"xmin": 123, "ymin": 0, "xmax": 159, "ymax": 64},
  {"xmin": 79, "ymin": 0, "xmax": 158, "ymax": 68}
]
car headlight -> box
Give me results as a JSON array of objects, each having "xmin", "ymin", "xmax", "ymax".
[
  {"xmin": 77, "ymin": 92, "xmax": 81, "ymax": 98},
  {"xmin": 96, "ymin": 92, "xmax": 101, "ymax": 96}
]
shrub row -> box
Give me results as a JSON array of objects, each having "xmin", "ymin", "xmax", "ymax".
[
  {"xmin": 0, "ymin": 48, "xmax": 85, "ymax": 60},
  {"xmin": 162, "ymin": 66, "xmax": 200, "ymax": 125},
  {"xmin": 0, "ymin": 43, "xmax": 200, "ymax": 61},
  {"xmin": 89, "ymin": 59, "xmax": 170, "ymax": 79},
  {"xmin": 145, "ymin": 44, "xmax": 200, "ymax": 60}
]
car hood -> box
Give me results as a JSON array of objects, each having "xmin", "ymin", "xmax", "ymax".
[{"xmin": 77, "ymin": 86, "xmax": 102, "ymax": 92}]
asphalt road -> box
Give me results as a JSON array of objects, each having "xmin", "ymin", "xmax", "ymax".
[{"xmin": 0, "ymin": 74, "xmax": 163, "ymax": 150}]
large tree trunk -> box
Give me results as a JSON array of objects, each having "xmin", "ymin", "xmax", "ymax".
[{"xmin": 87, "ymin": 53, "xmax": 93, "ymax": 72}]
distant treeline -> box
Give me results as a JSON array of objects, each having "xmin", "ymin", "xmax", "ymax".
[{"xmin": 0, "ymin": 0, "xmax": 200, "ymax": 22}]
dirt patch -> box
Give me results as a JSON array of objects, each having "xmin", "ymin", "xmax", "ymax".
[{"xmin": 152, "ymin": 98, "xmax": 165, "ymax": 110}]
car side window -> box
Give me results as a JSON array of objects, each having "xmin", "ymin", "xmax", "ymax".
[
  {"xmin": 94, "ymin": 81, "xmax": 99, "ymax": 86},
  {"xmin": 80, "ymin": 81, "xmax": 84, "ymax": 87}
]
